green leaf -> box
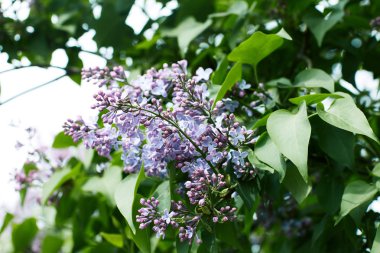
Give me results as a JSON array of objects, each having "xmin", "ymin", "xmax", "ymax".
[
  {"xmin": 80, "ymin": 148, "xmax": 94, "ymax": 169},
  {"xmin": 252, "ymin": 114, "xmax": 271, "ymax": 129},
  {"xmin": 289, "ymin": 93, "xmax": 342, "ymax": 105},
  {"xmin": 42, "ymin": 164, "xmax": 80, "ymax": 204},
  {"xmin": 209, "ymin": 1, "xmax": 249, "ymax": 18},
  {"xmin": 125, "ymin": 194, "xmax": 151, "ymax": 253},
  {"xmin": 313, "ymin": 118, "xmax": 355, "ymax": 168},
  {"xmin": 100, "ymin": 232, "xmax": 123, "ymax": 248},
  {"xmin": 162, "ymin": 17, "xmax": 212, "ymax": 53},
  {"xmin": 283, "ymin": 164, "xmax": 312, "ymax": 203},
  {"xmin": 316, "ymin": 94, "xmax": 379, "ymax": 143},
  {"xmin": 254, "ymin": 133, "xmax": 286, "ymax": 181},
  {"xmin": 12, "ymin": 218, "xmax": 38, "ymax": 253},
  {"xmin": 371, "ymin": 225, "xmax": 380, "ymax": 253},
  {"xmin": 152, "ymin": 181, "xmax": 171, "ymax": 212},
  {"xmin": 198, "ymin": 231, "xmax": 218, "ymax": 253},
  {"xmin": 372, "ymin": 164, "xmax": 380, "ymax": 177},
  {"xmin": 266, "ymin": 77, "xmax": 292, "ymax": 88},
  {"xmin": 248, "ymin": 149, "xmax": 274, "ymax": 173},
  {"xmin": 349, "ymin": 199, "xmax": 371, "ymax": 227},
  {"xmin": 228, "ymin": 31, "xmax": 284, "ymax": 68},
  {"xmin": 267, "ymin": 102, "xmax": 311, "ymax": 182},
  {"xmin": 41, "ymin": 234, "xmax": 64, "ymax": 253},
  {"xmin": 336, "ymin": 180, "xmax": 377, "ymax": 224},
  {"xmin": 176, "ymin": 236, "xmax": 191, "ymax": 253},
  {"xmin": 302, "ymin": 0, "xmax": 348, "ymax": 46},
  {"xmin": 0, "ymin": 213, "xmax": 14, "ymax": 236},
  {"xmin": 311, "ymin": 215, "xmax": 329, "ymax": 246},
  {"xmin": 212, "ymin": 62, "xmax": 242, "ymax": 108},
  {"xmin": 91, "ymin": 2, "xmax": 134, "ymax": 50},
  {"xmin": 215, "ymin": 222, "xmax": 240, "ymax": 249},
  {"xmin": 52, "ymin": 12, "xmax": 77, "ymax": 34},
  {"xmin": 294, "ymin": 69, "xmax": 335, "ymax": 93},
  {"xmin": 23, "ymin": 162, "xmax": 38, "ymax": 174},
  {"xmin": 236, "ymin": 181, "xmax": 256, "ymax": 210},
  {"xmin": 212, "ymin": 56, "xmax": 229, "ymax": 85},
  {"xmin": 130, "ymin": 225, "xmax": 151, "ymax": 253},
  {"xmin": 83, "ymin": 166, "xmax": 122, "ymax": 205},
  {"xmin": 135, "ymin": 35, "xmax": 160, "ymax": 50},
  {"xmin": 316, "ymin": 176, "xmax": 344, "ymax": 214},
  {"xmin": 52, "ymin": 131, "xmax": 77, "ymax": 148},
  {"xmin": 276, "ymin": 28, "xmax": 293, "ymax": 41},
  {"xmin": 115, "ymin": 167, "xmax": 145, "ymax": 234}
]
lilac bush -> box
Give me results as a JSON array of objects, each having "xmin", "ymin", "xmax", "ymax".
[
  {"xmin": 64, "ymin": 60, "xmax": 257, "ymax": 242},
  {"xmin": 3, "ymin": 1, "xmax": 380, "ymax": 251}
]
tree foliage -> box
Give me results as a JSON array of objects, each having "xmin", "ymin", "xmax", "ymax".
[{"xmin": 1, "ymin": 0, "xmax": 380, "ymax": 252}]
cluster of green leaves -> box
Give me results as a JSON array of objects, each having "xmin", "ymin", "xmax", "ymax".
[{"xmin": 1, "ymin": 0, "xmax": 380, "ymax": 252}]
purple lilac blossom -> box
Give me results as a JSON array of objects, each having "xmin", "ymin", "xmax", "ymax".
[
  {"xmin": 63, "ymin": 118, "xmax": 118, "ymax": 158},
  {"xmin": 68, "ymin": 59, "xmax": 257, "ymax": 175},
  {"xmin": 137, "ymin": 197, "xmax": 204, "ymax": 243},
  {"xmin": 65, "ymin": 60, "xmax": 260, "ymax": 243}
]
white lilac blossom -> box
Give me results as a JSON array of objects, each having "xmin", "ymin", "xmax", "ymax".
[{"xmin": 65, "ymin": 60, "xmax": 259, "ymax": 243}]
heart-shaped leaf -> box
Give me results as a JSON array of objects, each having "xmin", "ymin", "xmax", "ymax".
[
  {"xmin": 317, "ymin": 94, "xmax": 379, "ymax": 143},
  {"xmin": 294, "ymin": 69, "xmax": 335, "ymax": 93},
  {"xmin": 267, "ymin": 102, "xmax": 311, "ymax": 182},
  {"xmin": 302, "ymin": 0, "xmax": 348, "ymax": 46},
  {"xmin": 163, "ymin": 17, "xmax": 212, "ymax": 54},
  {"xmin": 83, "ymin": 166, "xmax": 122, "ymax": 206},
  {"xmin": 254, "ymin": 132, "xmax": 286, "ymax": 181},
  {"xmin": 336, "ymin": 180, "xmax": 377, "ymax": 224},
  {"xmin": 228, "ymin": 31, "xmax": 284, "ymax": 68}
]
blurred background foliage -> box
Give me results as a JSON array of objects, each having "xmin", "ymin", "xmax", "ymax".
[
  {"xmin": 1, "ymin": 0, "xmax": 380, "ymax": 252},
  {"xmin": 1, "ymin": 0, "xmax": 379, "ymax": 85}
]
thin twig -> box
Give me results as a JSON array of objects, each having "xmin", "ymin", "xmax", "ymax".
[
  {"xmin": 0, "ymin": 74, "xmax": 67, "ymax": 106},
  {"xmin": 0, "ymin": 65, "xmax": 80, "ymax": 75}
]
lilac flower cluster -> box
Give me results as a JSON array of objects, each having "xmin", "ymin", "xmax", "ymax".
[
  {"xmin": 136, "ymin": 159, "xmax": 237, "ymax": 242},
  {"xmin": 224, "ymin": 80, "xmax": 271, "ymax": 118},
  {"xmin": 63, "ymin": 118, "xmax": 118, "ymax": 158},
  {"xmin": 12, "ymin": 126, "xmax": 68, "ymax": 195},
  {"xmin": 136, "ymin": 198, "xmax": 171, "ymax": 238},
  {"xmin": 184, "ymin": 163, "xmax": 227, "ymax": 206},
  {"xmin": 81, "ymin": 66, "xmax": 126, "ymax": 87},
  {"xmin": 136, "ymin": 197, "xmax": 210, "ymax": 244},
  {"xmin": 65, "ymin": 60, "xmax": 259, "ymax": 242},
  {"xmin": 13, "ymin": 169, "xmax": 38, "ymax": 191},
  {"xmin": 65, "ymin": 60, "xmax": 256, "ymax": 177}
]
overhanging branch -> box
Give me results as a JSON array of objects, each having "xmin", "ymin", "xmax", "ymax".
[
  {"xmin": 0, "ymin": 65, "xmax": 80, "ymax": 75},
  {"xmin": 0, "ymin": 74, "xmax": 67, "ymax": 106}
]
